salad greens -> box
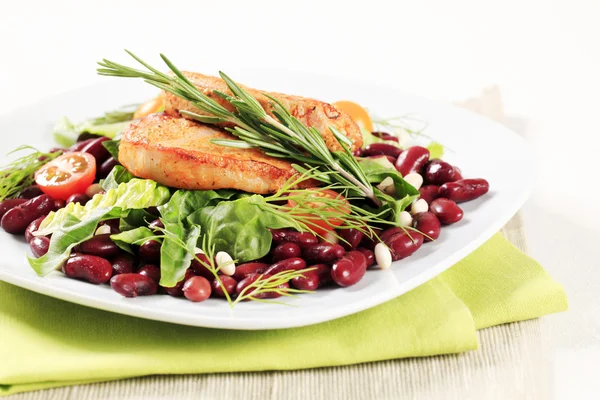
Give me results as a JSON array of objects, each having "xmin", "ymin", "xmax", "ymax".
[
  {"xmin": 37, "ymin": 179, "xmax": 170, "ymax": 236},
  {"xmin": 100, "ymin": 165, "xmax": 134, "ymax": 191},
  {"xmin": 191, "ymin": 195, "xmax": 300, "ymax": 263},
  {"xmin": 110, "ymin": 226, "xmax": 156, "ymax": 254},
  {"xmin": 426, "ymin": 141, "xmax": 444, "ymax": 159},
  {"xmin": 103, "ymin": 139, "xmax": 121, "ymax": 161},
  {"xmin": 29, "ymin": 179, "xmax": 170, "ymax": 276},
  {"xmin": 157, "ymin": 189, "xmax": 237, "ymax": 287}
]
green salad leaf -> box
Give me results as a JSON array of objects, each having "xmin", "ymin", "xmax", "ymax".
[
  {"xmin": 157, "ymin": 189, "xmax": 238, "ymax": 287},
  {"xmin": 191, "ymin": 195, "xmax": 298, "ymax": 263},
  {"xmin": 29, "ymin": 179, "xmax": 171, "ymax": 276},
  {"xmin": 37, "ymin": 179, "xmax": 170, "ymax": 236},
  {"xmin": 358, "ymin": 157, "xmax": 419, "ymax": 198},
  {"xmin": 103, "ymin": 139, "xmax": 120, "ymax": 161},
  {"xmin": 426, "ymin": 141, "xmax": 444, "ymax": 159},
  {"xmin": 100, "ymin": 165, "xmax": 134, "ymax": 191},
  {"xmin": 52, "ymin": 106, "xmax": 136, "ymax": 147},
  {"xmin": 111, "ymin": 226, "xmax": 156, "ymax": 254}
]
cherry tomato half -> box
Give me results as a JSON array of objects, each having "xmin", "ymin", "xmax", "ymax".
[
  {"xmin": 35, "ymin": 152, "xmax": 97, "ymax": 200},
  {"xmin": 286, "ymin": 189, "xmax": 351, "ymax": 236},
  {"xmin": 332, "ymin": 100, "xmax": 374, "ymax": 132}
]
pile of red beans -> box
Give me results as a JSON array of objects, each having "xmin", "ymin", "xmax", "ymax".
[{"xmin": 0, "ymin": 134, "xmax": 488, "ymax": 304}]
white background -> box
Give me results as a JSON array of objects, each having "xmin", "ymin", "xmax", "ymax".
[{"xmin": 1, "ymin": 0, "xmax": 599, "ymax": 398}]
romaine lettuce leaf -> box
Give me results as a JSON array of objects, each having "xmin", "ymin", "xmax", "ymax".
[
  {"xmin": 28, "ymin": 179, "xmax": 171, "ymax": 276},
  {"xmin": 100, "ymin": 165, "xmax": 134, "ymax": 191},
  {"xmin": 37, "ymin": 179, "xmax": 170, "ymax": 236}
]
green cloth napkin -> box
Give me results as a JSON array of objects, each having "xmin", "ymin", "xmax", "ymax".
[{"xmin": 0, "ymin": 233, "xmax": 567, "ymax": 396}]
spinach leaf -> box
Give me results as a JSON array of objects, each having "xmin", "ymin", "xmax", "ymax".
[
  {"xmin": 157, "ymin": 189, "xmax": 237, "ymax": 287},
  {"xmin": 193, "ymin": 195, "xmax": 297, "ymax": 263},
  {"xmin": 110, "ymin": 226, "xmax": 156, "ymax": 254},
  {"xmin": 358, "ymin": 158, "xmax": 419, "ymax": 198},
  {"xmin": 103, "ymin": 139, "xmax": 120, "ymax": 161}
]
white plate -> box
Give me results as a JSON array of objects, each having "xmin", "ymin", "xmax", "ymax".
[{"xmin": 0, "ymin": 70, "xmax": 533, "ymax": 330}]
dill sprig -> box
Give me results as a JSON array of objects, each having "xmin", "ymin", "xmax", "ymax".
[
  {"xmin": 232, "ymin": 267, "xmax": 316, "ymax": 306},
  {"xmin": 97, "ymin": 51, "xmax": 381, "ymax": 206},
  {"xmin": 0, "ymin": 146, "xmax": 62, "ymax": 201}
]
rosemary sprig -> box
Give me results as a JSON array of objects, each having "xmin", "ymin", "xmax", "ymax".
[
  {"xmin": 0, "ymin": 146, "xmax": 62, "ymax": 201},
  {"xmin": 97, "ymin": 51, "xmax": 381, "ymax": 206}
]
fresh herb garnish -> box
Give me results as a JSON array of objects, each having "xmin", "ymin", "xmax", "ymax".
[
  {"xmin": 0, "ymin": 146, "xmax": 62, "ymax": 201},
  {"xmin": 97, "ymin": 51, "xmax": 381, "ymax": 207}
]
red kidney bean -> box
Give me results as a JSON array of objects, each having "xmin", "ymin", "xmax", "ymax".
[
  {"xmin": 366, "ymin": 155, "xmax": 397, "ymax": 164},
  {"xmin": 63, "ymin": 253, "xmax": 113, "ymax": 284},
  {"xmin": 372, "ymin": 132, "xmax": 400, "ymax": 143},
  {"xmin": 412, "ymin": 212, "xmax": 441, "ymax": 241},
  {"xmin": 81, "ymin": 137, "xmax": 111, "ymax": 164},
  {"xmin": 1, "ymin": 194, "xmax": 55, "ymax": 234},
  {"xmin": 139, "ymin": 239, "xmax": 161, "ymax": 261},
  {"xmin": 17, "ymin": 185, "xmax": 44, "ymax": 199},
  {"xmin": 384, "ymin": 231, "xmax": 424, "ymax": 261},
  {"xmin": 438, "ymin": 179, "xmax": 489, "ymax": 203},
  {"xmin": 290, "ymin": 264, "xmax": 331, "ymax": 290},
  {"xmin": 0, "ymin": 198, "xmax": 27, "ymax": 219},
  {"xmin": 352, "ymin": 148, "xmax": 363, "ymax": 157},
  {"xmin": 25, "ymin": 216, "xmax": 46, "ymax": 243},
  {"xmin": 379, "ymin": 227, "xmax": 405, "ymax": 243},
  {"xmin": 302, "ymin": 242, "xmax": 345, "ymax": 264},
  {"xmin": 430, "ymin": 198, "xmax": 464, "ymax": 224},
  {"xmin": 357, "ymin": 248, "xmax": 375, "ymax": 267},
  {"xmin": 190, "ymin": 253, "xmax": 216, "ymax": 281},
  {"xmin": 423, "ymin": 160, "xmax": 456, "ymax": 185},
  {"xmin": 163, "ymin": 269, "xmax": 195, "ymax": 297},
  {"xmin": 233, "ymin": 262, "xmax": 269, "ymax": 281},
  {"xmin": 339, "ymin": 228, "xmax": 364, "ymax": 251},
  {"xmin": 183, "ymin": 276, "xmax": 212, "ymax": 302},
  {"xmin": 79, "ymin": 233, "xmax": 121, "ymax": 258},
  {"xmin": 395, "ymin": 146, "xmax": 430, "ymax": 176},
  {"xmin": 331, "ymin": 251, "xmax": 368, "ymax": 287},
  {"xmin": 98, "ymin": 218, "xmax": 120, "ymax": 234},
  {"xmin": 270, "ymin": 229, "xmax": 318, "ymax": 248},
  {"xmin": 419, "ymin": 185, "xmax": 440, "ymax": 204},
  {"xmin": 236, "ymin": 274, "xmax": 288, "ymax": 299},
  {"xmin": 138, "ymin": 264, "xmax": 161, "ymax": 283},
  {"xmin": 30, "ymin": 236, "xmax": 50, "ymax": 258},
  {"xmin": 359, "ymin": 228, "xmax": 381, "ymax": 251},
  {"xmin": 211, "ymin": 275, "xmax": 238, "ymax": 298},
  {"xmin": 452, "ymin": 166, "xmax": 463, "ymax": 180},
  {"xmin": 66, "ymin": 193, "xmax": 90, "ymax": 206},
  {"xmin": 264, "ymin": 257, "xmax": 307, "ymax": 276},
  {"xmin": 363, "ymin": 143, "xmax": 402, "ymax": 158},
  {"xmin": 253, "ymin": 281, "xmax": 289, "ymax": 299},
  {"xmin": 53, "ymin": 199, "xmax": 66, "ymax": 210},
  {"xmin": 272, "ymin": 242, "xmax": 302, "ymax": 262},
  {"xmin": 70, "ymin": 138, "xmax": 95, "ymax": 152},
  {"xmin": 148, "ymin": 218, "xmax": 164, "ymax": 232},
  {"xmin": 111, "ymin": 254, "xmax": 135, "ymax": 275},
  {"xmin": 97, "ymin": 157, "xmax": 119, "ymax": 180},
  {"xmin": 110, "ymin": 273, "xmax": 157, "ymax": 297}
]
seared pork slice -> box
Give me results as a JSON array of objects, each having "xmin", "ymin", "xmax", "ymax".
[
  {"xmin": 119, "ymin": 114, "xmax": 312, "ymax": 194},
  {"xmin": 162, "ymin": 71, "xmax": 363, "ymax": 152}
]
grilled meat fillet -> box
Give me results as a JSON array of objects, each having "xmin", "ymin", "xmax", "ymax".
[
  {"xmin": 162, "ymin": 71, "xmax": 363, "ymax": 152},
  {"xmin": 119, "ymin": 114, "xmax": 312, "ymax": 194}
]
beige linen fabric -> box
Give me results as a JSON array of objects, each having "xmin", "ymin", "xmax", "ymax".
[{"xmin": 9, "ymin": 88, "xmax": 546, "ymax": 400}]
